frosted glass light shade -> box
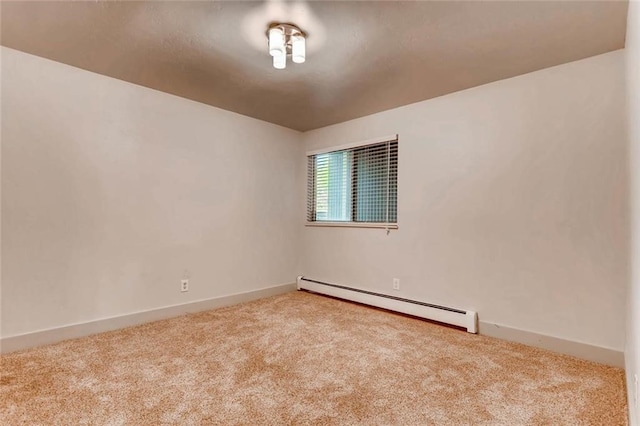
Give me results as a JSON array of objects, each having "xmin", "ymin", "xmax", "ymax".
[
  {"xmin": 292, "ymin": 34, "xmax": 306, "ymax": 64},
  {"xmin": 268, "ymin": 27, "xmax": 285, "ymax": 57},
  {"xmin": 273, "ymin": 53, "xmax": 286, "ymax": 69}
]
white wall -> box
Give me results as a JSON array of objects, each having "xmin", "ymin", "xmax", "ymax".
[
  {"xmin": 301, "ymin": 50, "xmax": 628, "ymax": 352},
  {"xmin": 1, "ymin": 43, "xmax": 630, "ymax": 367},
  {"xmin": 0, "ymin": 39, "xmax": 3, "ymax": 344},
  {"xmin": 1, "ymin": 47, "xmax": 302, "ymax": 337},
  {"xmin": 627, "ymin": 1, "xmax": 640, "ymax": 423}
]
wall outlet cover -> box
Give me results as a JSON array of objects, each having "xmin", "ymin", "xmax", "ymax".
[{"xmin": 392, "ymin": 278, "xmax": 400, "ymax": 291}]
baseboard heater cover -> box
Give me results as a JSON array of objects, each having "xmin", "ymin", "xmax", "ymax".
[{"xmin": 297, "ymin": 276, "xmax": 478, "ymax": 333}]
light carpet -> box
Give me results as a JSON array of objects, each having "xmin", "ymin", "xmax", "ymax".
[{"xmin": 0, "ymin": 291, "xmax": 628, "ymax": 425}]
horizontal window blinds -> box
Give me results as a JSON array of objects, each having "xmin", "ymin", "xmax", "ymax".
[{"xmin": 307, "ymin": 137, "xmax": 398, "ymax": 224}]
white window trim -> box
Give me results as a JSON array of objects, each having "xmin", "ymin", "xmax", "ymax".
[
  {"xmin": 305, "ymin": 222, "xmax": 398, "ymax": 230},
  {"xmin": 306, "ymin": 134, "xmax": 398, "ymax": 157}
]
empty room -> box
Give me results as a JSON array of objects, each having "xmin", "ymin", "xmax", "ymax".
[{"xmin": 1, "ymin": 0, "xmax": 639, "ymax": 424}]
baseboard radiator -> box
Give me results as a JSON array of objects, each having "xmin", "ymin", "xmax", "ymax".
[{"xmin": 297, "ymin": 276, "xmax": 478, "ymax": 333}]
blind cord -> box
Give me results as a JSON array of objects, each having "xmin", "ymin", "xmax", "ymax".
[{"xmin": 385, "ymin": 140, "xmax": 390, "ymax": 235}]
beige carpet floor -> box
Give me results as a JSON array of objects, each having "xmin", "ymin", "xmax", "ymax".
[{"xmin": 0, "ymin": 291, "xmax": 628, "ymax": 425}]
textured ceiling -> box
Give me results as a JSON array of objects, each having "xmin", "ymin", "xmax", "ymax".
[{"xmin": 1, "ymin": 1, "xmax": 628, "ymax": 131}]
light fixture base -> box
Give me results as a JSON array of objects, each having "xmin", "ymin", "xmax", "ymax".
[{"xmin": 267, "ymin": 22, "xmax": 305, "ymax": 40}]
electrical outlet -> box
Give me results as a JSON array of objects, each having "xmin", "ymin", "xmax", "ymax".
[
  {"xmin": 181, "ymin": 279, "xmax": 189, "ymax": 292},
  {"xmin": 392, "ymin": 278, "xmax": 400, "ymax": 291}
]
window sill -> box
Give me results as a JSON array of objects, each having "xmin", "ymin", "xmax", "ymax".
[{"xmin": 305, "ymin": 222, "xmax": 398, "ymax": 230}]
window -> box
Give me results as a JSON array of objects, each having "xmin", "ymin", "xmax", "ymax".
[{"xmin": 306, "ymin": 136, "xmax": 398, "ymax": 228}]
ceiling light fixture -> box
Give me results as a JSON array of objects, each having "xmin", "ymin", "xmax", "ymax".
[{"xmin": 267, "ymin": 23, "xmax": 306, "ymax": 69}]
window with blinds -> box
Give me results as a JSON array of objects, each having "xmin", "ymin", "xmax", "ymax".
[{"xmin": 307, "ymin": 136, "xmax": 398, "ymax": 227}]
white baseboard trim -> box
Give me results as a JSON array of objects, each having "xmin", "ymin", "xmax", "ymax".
[
  {"xmin": 479, "ymin": 321, "xmax": 624, "ymax": 368},
  {"xmin": 1, "ymin": 283, "xmax": 297, "ymax": 354}
]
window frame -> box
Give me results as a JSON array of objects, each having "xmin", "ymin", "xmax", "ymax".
[{"xmin": 306, "ymin": 134, "xmax": 399, "ymax": 230}]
